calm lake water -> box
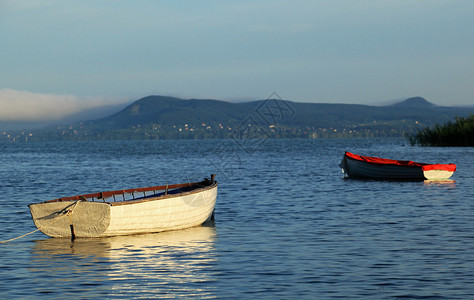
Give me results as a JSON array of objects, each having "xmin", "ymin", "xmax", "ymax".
[{"xmin": 0, "ymin": 138, "xmax": 473, "ymax": 299}]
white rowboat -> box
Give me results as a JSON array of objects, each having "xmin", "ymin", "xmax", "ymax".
[
  {"xmin": 29, "ymin": 175, "xmax": 217, "ymax": 238},
  {"xmin": 339, "ymin": 152, "xmax": 456, "ymax": 180}
]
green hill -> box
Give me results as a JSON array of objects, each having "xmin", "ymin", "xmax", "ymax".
[
  {"xmin": 91, "ymin": 96, "xmax": 252, "ymax": 129},
  {"xmin": 91, "ymin": 95, "xmax": 471, "ymax": 129}
]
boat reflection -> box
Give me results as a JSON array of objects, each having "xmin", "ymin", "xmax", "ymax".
[
  {"xmin": 31, "ymin": 224, "xmax": 217, "ymax": 298},
  {"xmin": 423, "ymin": 179, "xmax": 456, "ymax": 188}
]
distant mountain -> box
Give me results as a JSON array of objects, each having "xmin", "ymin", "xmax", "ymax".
[
  {"xmin": 389, "ymin": 96, "xmax": 436, "ymax": 108},
  {"xmin": 4, "ymin": 95, "xmax": 474, "ymax": 141},
  {"xmin": 90, "ymin": 95, "xmax": 251, "ymax": 129},
  {"xmin": 88, "ymin": 95, "xmax": 470, "ymax": 129}
]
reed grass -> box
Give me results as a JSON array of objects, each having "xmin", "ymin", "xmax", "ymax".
[{"xmin": 409, "ymin": 114, "xmax": 474, "ymax": 146}]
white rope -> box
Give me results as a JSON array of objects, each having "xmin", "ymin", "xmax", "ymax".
[{"xmin": 0, "ymin": 228, "xmax": 43, "ymax": 244}]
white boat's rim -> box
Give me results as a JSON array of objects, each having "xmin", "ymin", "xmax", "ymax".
[{"xmin": 31, "ymin": 175, "xmax": 217, "ymax": 207}]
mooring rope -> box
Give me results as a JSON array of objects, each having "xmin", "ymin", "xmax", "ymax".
[{"xmin": 0, "ymin": 201, "xmax": 80, "ymax": 244}]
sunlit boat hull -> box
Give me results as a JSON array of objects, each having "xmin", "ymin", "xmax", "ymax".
[
  {"xmin": 29, "ymin": 176, "xmax": 217, "ymax": 238},
  {"xmin": 339, "ymin": 152, "xmax": 455, "ymax": 180}
]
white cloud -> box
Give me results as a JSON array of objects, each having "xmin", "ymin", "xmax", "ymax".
[{"xmin": 0, "ymin": 89, "xmax": 126, "ymax": 121}]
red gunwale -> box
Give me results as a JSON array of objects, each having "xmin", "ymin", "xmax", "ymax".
[{"xmin": 344, "ymin": 151, "xmax": 456, "ymax": 172}]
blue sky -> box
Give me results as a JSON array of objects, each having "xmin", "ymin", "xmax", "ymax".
[{"xmin": 1, "ymin": 0, "xmax": 473, "ymax": 121}]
